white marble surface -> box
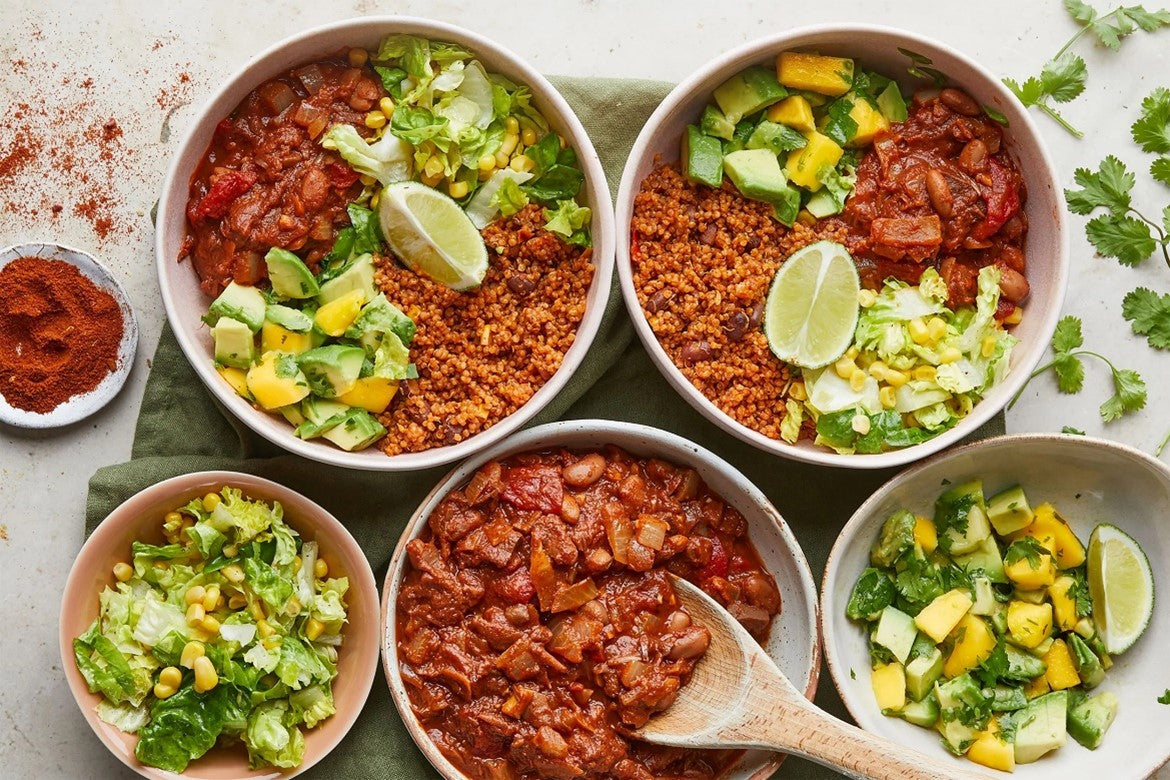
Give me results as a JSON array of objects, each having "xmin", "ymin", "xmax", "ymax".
[{"xmin": 1, "ymin": 0, "xmax": 1168, "ymax": 777}]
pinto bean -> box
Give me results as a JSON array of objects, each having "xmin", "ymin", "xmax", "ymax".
[
  {"xmin": 667, "ymin": 627, "xmax": 711, "ymax": 660},
  {"xmin": 664, "ymin": 610, "xmax": 691, "ymax": 632},
  {"xmin": 560, "ymin": 493, "xmax": 580, "ymax": 524},
  {"xmin": 940, "ymin": 88, "xmax": 981, "ymax": 116},
  {"xmin": 959, "ymin": 139, "xmax": 988, "ymax": 173},
  {"xmin": 722, "ymin": 310, "xmax": 750, "ymax": 341},
  {"xmin": 998, "ymin": 245, "xmax": 1026, "ymax": 272},
  {"xmin": 1000, "ymin": 214, "xmax": 1025, "ymax": 241},
  {"xmin": 679, "ymin": 340, "xmax": 713, "ymax": 363},
  {"xmin": 925, "ymin": 169, "xmax": 954, "ymax": 218},
  {"xmin": 997, "ymin": 265, "xmax": 1030, "ymax": 303},
  {"xmin": 561, "ymin": 453, "xmax": 606, "ymax": 488}
]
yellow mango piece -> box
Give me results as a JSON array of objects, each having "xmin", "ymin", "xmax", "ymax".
[
  {"xmin": 336, "ymin": 376, "xmax": 400, "ymax": 413},
  {"xmin": 1007, "ymin": 600, "xmax": 1053, "ymax": 649},
  {"xmin": 870, "ymin": 661, "xmax": 906, "ymax": 712},
  {"xmin": 1018, "ymin": 506, "xmax": 1086, "ymax": 569},
  {"xmin": 1042, "ymin": 639, "xmax": 1080, "ymax": 690},
  {"xmin": 246, "ymin": 352, "xmax": 310, "ymax": 411},
  {"xmin": 1004, "ymin": 547, "xmax": 1057, "ymax": 590},
  {"xmin": 785, "ymin": 131, "xmax": 844, "ymax": 191},
  {"xmin": 846, "ymin": 98, "xmax": 890, "ymax": 147},
  {"xmin": 766, "ymin": 95, "xmax": 815, "ymax": 132},
  {"xmin": 217, "ymin": 366, "xmax": 251, "ymax": 399},
  {"xmin": 968, "ymin": 729, "xmax": 1016, "ymax": 773},
  {"xmin": 1048, "ymin": 576, "xmax": 1079, "ymax": 632},
  {"xmin": 261, "ymin": 322, "xmax": 313, "ymax": 355},
  {"xmin": 776, "ymin": 51, "xmax": 854, "ymax": 96},
  {"xmin": 944, "ymin": 614, "xmax": 997, "ymax": 678},
  {"xmin": 914, "ymin": 515, "xmax": 938, "ymax": 554},
  {"xmin": 1023, "ymin": 672, "xmax": 1050, "ymax": 699},
  {"xmin": 314, "ymin": 289, "xmax": 365, "ymax": 337},
  {"xmin": 914, "ymin": 588, "xmax": 974, "ymax": 643}
]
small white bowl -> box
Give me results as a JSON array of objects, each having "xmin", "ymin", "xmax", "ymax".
[
  {"xmin": 615, "ymin": 24, "xmax": 1068, "ymax": 470},
  {"xmin": 381, "ymin": 419, "xmax": 821, "ymax": 780},
  {"xmin": 821, "ymin": 434, "xmax": 1170, "ymax": 777},
  {"xmin": 0, "ymin": 242, "xmax": 138, "ymax": 428},
  {"xmin": 156, "ymin": 16, "xmax": 614, "ymax": 472}
]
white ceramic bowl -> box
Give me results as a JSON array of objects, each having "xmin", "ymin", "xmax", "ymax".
[
  {"xmin": 157, "ymin": 16, "xmax": 614, "ymax": 472},
  {"xmin": 380, "ymin": 419, "xmax": 820, "ymax": 779},
  {"xmin": 821, "ymin": 434, "xmax": 1170, "ymax": 777},
  {"xmin": 615, "ymin": 24, "xmax": 1068, "ymax": 470}
]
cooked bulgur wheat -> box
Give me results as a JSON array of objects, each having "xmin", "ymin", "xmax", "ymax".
[
  {"xmin": 632, "ymin": 163, "xmax": 845, "ymax": 442},
  {"xmin": 374, "ymin": 204, "xmax": 592, "ymax": 455}
]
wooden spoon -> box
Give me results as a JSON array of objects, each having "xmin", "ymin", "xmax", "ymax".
[{"xmin": 637, "ymin": 576, "xmax": 988, "ymax": 780}]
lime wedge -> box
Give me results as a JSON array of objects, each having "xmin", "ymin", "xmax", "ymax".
[
  {"xmin": 1088, "ymin": 523, "xmax": 1154, "ymax": 654},
  {"xmin": 763, "ymin": 240, "xmax": 860, "ymax": 369},
  {"xmin": 377, "ymin": 181, "xmax": 489, "ymax": 290}
]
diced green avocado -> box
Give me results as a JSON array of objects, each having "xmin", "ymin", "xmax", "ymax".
[
  {"xmin": 294, "ymin": 396, "xmax": 348, "ymax": 440},
  {"xmin": 935, "ymin": 480, "xmax": 990, "ymax": 555},
  {"xmin": 955, "ymin": 536, "xmax": 1007, "ymax": 585},
  {"xmin": 212, "ymin": 317, "xmax": 256, "ymax": 369},
  {"xmin": 985, "ymin": 685, "xmax": 1028, "ymax": 712},
  {"xmin": 805, "ymin": 188, "xmax": 844, "ymax": 218},
  {"xmin": 874, "ymin": 606, "xmax": 917, "ymax": 665},
  {"xmin": 1013, "ymin": 587, "xmax": 1047, "ymax": 605},
  {"xmin": 937, "ymin": 673, "xmax": 987, "ymax": 711},
  {"xmin": 870, "ymin": 509, "xmax": 916, "ymax": 567},
  {"xmin": 700, "ymin": 104, "xmax": 736, "ymax": 141},
  {"xmin": 745, "ymin": 120, "xmax": 807, "ymax": 156},
  {"xmin": 682, "ymin": 125, "xmax": 724, "ymax": 188},
  {"xmin": 1067, "ymin": 634, "xmax": 1105, "ymax": 689},
  {"xmin": 936, "ymin": 674, "xmax": 987, "ymax": 753},
  {"xmin": 908, "ymin": 632, "xmax": 938, "ymax": 663},
  {"xmin": 876, "ymin": 81, "xmax": 908, "ymax": 123},
  {"xmin": 722, "ymin": 149, "xmax": 791, "ymax": 204},
  {"xmin": 321, "ymin": 407, "xmax": 386, "ymax": 451},
  {"xmin": 1067, "ymin": 690, "xmax": 1118, "ymax": 749},
  {"xmin": 712, "ymin": 65, "xmax": 788, "ymax": 124},
  {"xmin": 368, "ymin": 333, "xmax": 418, "ymax": 381},
  {"xmin": 317, "ymin": 253, "xmax": 376, "ymax": 305},
  {"xmin": 1004, "ymin": 643, "xmax": 1047, "ymax": 682},
  {"xmin": 771, "ymin": 187, "xmax": 802, "ymax": 228},
  {"xmin": 905, "ymin": 648, "xmax": 944, "ymax": 702},
  {"xmin": 265, "ymin": 304, "xmax": 313, "ymax": 332},
  {"xmin": 279, "ymin": 404, "xmax": 306, "ymax": 426},
  {"xmin": 898, "ymin": 695, "xmax": 940, "ymax": 727},
  {"xmin": 296, "ymin": 345, "xmax": 365, "ymax": 398},
  {"xmin": 203, "ymin": 281, "xmax": 267, "ymax": 332},
  {"xmin": 990, "ymin": 605, "xmax": 1008, "ymax": 636},
  {"xmin": 845, "ymin": 567, "xmax": 895, "ymax": 622},
  {"xmin": 264, "ymin": 248, "xmax": 320, "ymax": 299},
  {"xmin": 1013, "ymin": 691, "xmax": 1068, "ymax": 764},
  {"xmin": 345, "ymin": 293, "xmax": 416, "ymax": 355},
  {"xmin": 987, "ymin": 484, "xmax": 1035, "ymax": 536},
  {"xmin": 969, "ymin": 576, "xmax": 997, "ymax": 616}
]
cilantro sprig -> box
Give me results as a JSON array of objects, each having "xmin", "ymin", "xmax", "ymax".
[
  {"xmin": 1003, "ymin": 1, "xmax": 1170, "ymax": 136},
  {"xmin": 1065, "ymin": 155, "xmax": 1170, "ymax": 267},
  {"xmin": 1132, "ymin": 86, "xmax": 1170, "ymax": 183},
  {"xmin": 1009, "ymin": 316, "xmax": 1147, "ymax": 421}
]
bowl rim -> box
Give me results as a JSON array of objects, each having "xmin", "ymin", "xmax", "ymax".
[
  {"xmin": 58, "ymin": 470, "xmax": 381, "ymax": 780},
  {"xmin": 378, "ymin": 418, "xmax": 821, "ymax": 780},
  {"xmin": 818, "ymin": 432, "xmax": 1170, "ymax": 776},
  {"xmin": 614, "ymin": 22, "xmax": 1070, "ymax": 470},
  {"xmin": 155, "ymin": 15, "xmax": 615, "ymax": 473}
]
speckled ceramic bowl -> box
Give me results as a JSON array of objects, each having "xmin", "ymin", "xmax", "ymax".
[
  {"xmin": 156, "ymin": 16, "xmax": 614, "ymax": 472},
  {"xmin": 822, "ymin": 434, "xmax": 1170, "ymax": 777},
  {"xmin": 381, "ymin": 419, "xmax": 820, "ymax": 780},
  {"xmin": 615, "ymin": 25, "xmax": 1068, "ymax": 470},
  {"xmin": 59, "ymin": 472, "xmax": 380, "ymax": 780}
]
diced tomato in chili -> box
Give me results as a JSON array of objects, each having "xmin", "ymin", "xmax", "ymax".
[
  {"xmin": 630, "ymin": 226, "xmax": 642, "ymax": 263},
  {"xmin": 500, "ymin": 465, "xmax": 564, "ymax": 514},
  {"xmin": 973, "ymin": 158, "xmax": 1020, "ymax": 240},
  {"xmin": 492, "ymin": 566, "xmax": 536, "ymax": 604},
  {"xmin": 195, "ymin": 169, "xmax": 258, "ymax": 219},
  {"xmin": 324, "ymin": 162, "xmax": 360, "ymax": 189},
  {"xmin": 995, "ymin": 299, "xmax": 1017, "ymax": 321},
  {"xmin": 698, "ymin": 535, "xmax": 729, "ymax": 580}
]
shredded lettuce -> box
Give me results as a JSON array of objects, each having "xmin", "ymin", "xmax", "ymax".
[
  {"xmin": 245, "ymin": 701, "xmax": 306, "ymax": 770},
  {"xmin": 780, "ymin": 398, "xmax": 805, "ymax": 444},
  {"xmin": 289, "ymin": 684, "xmax": 336, "ymax": 729},
  {"xmin": 492, "ymin": 177, "xmax": 529, "ymax": 218},
  {"xmin": 466, "ymin": 169, "xmax": 533, "ymax": 228},
  {"xmin": 543, "ymin": 199, "xmax": 592, "ymax": 247},
  {"xmin": 321, "ymin": 124, "xmax": 412, "ymax": 187},
  {"xmin": 96, "ymin": 700, "xmax": 150, "ymax": 734}
]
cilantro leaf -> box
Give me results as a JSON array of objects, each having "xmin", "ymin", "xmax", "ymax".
[
  {"xmin": 1052, "ymin": 315, "xmax": 1085, "ymax": 353},
  {"xmin": 1122, "ymin": 287, "xmax": 1170, "ymax": 348},
  {"xmin": 1062, "ymin": 425, "xmax": 1087, "ymax": 435},
  {"xmin": 1065, "ymin": 156, "xmax": 1135, "ymax": 215},
  {"xmin": 1004, "ymin": 76, "xmax": 1045, "ymax": 107},
  {"xmin": 972, "ymin": 640, "xmax": 1009, "ymax": 688},
  {"xmin": 1064, "ymin": 0, "xmax": 1097, "ymax": 24},
  {"xmin": 1132, "ymin": 86, "xmax": 1170, "ymax": 153},
  {"xmin": 1086, "ymin": 214, "xmax": 1157, "ymax": 265},
  {"xmin": 1100, "ymin": 367, "xmax": 1147, "ymax": 420},
  {"xmin": 1053, "ymin": 353, "xmax": 1086, "ymax": 393},
  {"xmin": 1068, "ymin": 567, "xmax": 1094, "ymax": 617},
  {"xmin": 1159, "ymin": 690, "xmax": 1170, "ymax": 705},
  {"xmin": 1122, "ymin": 6, "xmax": 1170, "ymax": 32},
  {"xmin": 1153, "ymin": 157, "xmax": 1170, "ymax": 186},
  {"xmin": 1004, "ymin": 537, "xmax": 1048, "ymax": 569},
  {"xmin": 1041, "ymin": 53, "xmax": 1088, "ymax": 103}
]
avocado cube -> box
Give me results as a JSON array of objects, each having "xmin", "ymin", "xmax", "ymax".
[
  {"xmin": 712, "ymin": 65, "xmax": 788, "ymax": 125},
  {"xmin": 265, "ymin": 303, "xmax": 313, "ymax": 332},
  {"xmin": 296, "ymin": 345, "xmax": 365, "ymax": 398},
  {"xmin": 897, "ymin": 695, "xmax": 939, "ymax": 727},
  {"xmin": 986, "ymin": 685, "xmax": 1028, "ymax": 712},
  {"xmin": 1067, "ymin": 634, "xmax": 1105, "ymax": 689},
  {"xmin": 987, "ymin": 484, "xmax": 1035, "ymax": 536},
  {"xmin": 776, "ymin": 51, "xmax": 854, "ymax": 97},
  {"xmin": 766, "ymin": 95, "xmax": 816, "ymax": 132},
  {"xmin": 969, "ymin": 576, "xmax": 997, "ymax": 616},
  {"xmin": 955, "ymin": 536, "xmax": 1007, "ymax": 585},
  {"xmin": 722, "ymin": 149, "xmax": 790, "ymax": 204},
  {"xmin": 1013, "ymin": 691, "xmax": 1068, "ymax": 764},
  {"xmin": 212, "ymin": 317, "xmax": 256, "ymax": 369},
  {"xmin": 876, "ymin": 81, "xmax": 908, "ymax": 123},
  {"xmin": 745, "ymin": 120, "xmax": 807, "ymax": 156},
  {"xmin": 936, "ymin": 674, "xmax": 988, "ymax": 752},
  {"xmin": 682, "ymin": 125, "xmax": 724, "ymax": 188},
  {"xmin": 321, "ymin": 407, "xmax": 386, "ymax": 451},
  {"xmin": 345, "ymin": 293, "xmax": 416, "ymax": 355},
  {"xmin": 1004, "ymin": 643, "xmax": 1047, "ymax": 681},
  {"xmin": 845, "ymin": 567, "xmax": 896, "ymax": 622},
  {"xmin": 905, "ymin": 648, "xmax": 944, "ymax": 702},
  {"xmin": 874, "ymin": 606, "xmax": 917, "ymax": 665},
  {"xmin": 699, "ymin": 105, "xmax": 736, "ymax": 140},
  {"xmin": 784, "ymin": 131, "xmax": 843, "ymax": 191},
  {"xmin": 1067, "ymin": 690, "xmax": 1118, "ymax": 749},
  {"xmin": 264, "ymin": 247, "xmax": 320, "ymax": 299},
  {"xmin": 317, "ymin": 253, "xmax": 376, "ymax": 305},
  {"xmin": 934, "ymin": 479, "xmax": 991, "ymax": 555},
  {"xmin": 204, "ymin": 281, "xmax": 267, "ymax": 332},
  {"xmin": 870, "ymin": 509, "xmax": 916, "ymax": 567}
]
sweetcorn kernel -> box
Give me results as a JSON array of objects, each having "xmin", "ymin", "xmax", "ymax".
[
  {"xmin": 788, "ymin": 381, "xmax": 807, "ymax": 401},
  {"xmin": 851, "ymin": 414, "xmax": 871, "ymax": 435},
  {"xmin": 857, "ymin": 289, "xmax": 877, "ymax": 308},
  {"xmin": 378, "ymin": 97, "xmax": 395, "ymax": 116},
  {"xmin": 914, "ymin": 366, "xmax": 937, "ymax": 382},
  {"xmin": 849, "ymin": 368, "xmax": 867, "ymax": 392},
  {"xmin": 879, "ymin": 385, "xmax": 897, "ymax": 409},
  {"xmin": 834, "ymin": 356, "xmax": 857, "ymax": 379},
  {"xmin": 927, "ymin": 316, "xmax": 948, "ymax": 342},
  {"xmin": 981, "ymin": 335, "xmax": 998, "ymax": 358},
  {"xmin": 1004, "ymin": 306, "xmax": 1024, "ymax": 325},
  {"xmin": 939, "ymin": 346, "xmax": 963, "ymax": 363},
  {"xmin": 883, "ymin": 368, "xmax": 909, "ymax": 387},
  {"xmin": 908, "ymin": 318, "xmax": 930, "ymax": 345}
]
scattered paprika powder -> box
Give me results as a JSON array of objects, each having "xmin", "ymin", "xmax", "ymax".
[{"xmin": 0, "ymin": 256, "xmax": 124, "ymax": 413}]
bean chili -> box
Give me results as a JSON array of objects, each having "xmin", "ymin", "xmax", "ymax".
[{"xmin": 396, "ymin": 447, "xmax": 782, "ymax": 780}]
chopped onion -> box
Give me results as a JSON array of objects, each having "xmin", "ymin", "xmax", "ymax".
[{"xmin": 550, "ymin": 578, "xmax": 599, "ymax": 613}]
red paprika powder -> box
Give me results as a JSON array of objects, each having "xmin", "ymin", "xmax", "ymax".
[{"xmin": 0, "ymin": 256, "xmax": 124, "ymax": 413}]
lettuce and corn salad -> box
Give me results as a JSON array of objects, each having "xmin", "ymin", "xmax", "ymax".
[
  {"xmin": 781, "ymin": 266, "xmax": 1017, "ymax": 453},
  {"xmin": 73, "ymin": 487, "xmax": 349, "ymax": 772}
]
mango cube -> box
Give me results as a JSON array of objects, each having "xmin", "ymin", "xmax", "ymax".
[
  {"xmin": 846, "ymin": 98, "xmax": 890, "ymax": 146},
  {"xmin": 246, "ymin": 352, "xmax": 310, "ymax": 411},
  {"xmin": 914, "ymin": 588, "xmax": 974, "ymax": 643},
  {"xmin": 1019, "ymin": 504, "xmax": 1086, "ymax": 569},
  {"xmin": 1005, "ymin": 539, "xmax": 1057, "ymax": 590},
  {"xmin": 336, "ymin": 376, "xmax": 400, "ymax": 414},
  {"xmin": 1007, "ymin": 600, "xmax": 1053, "ymax": 649},
  {"xmin": 1042, "ymin": 639, "xmax": 1081, "ymax": 690},
  {"xmin": 871, "ymin": 661, "xmax": 906, "ymax": 712},
  {"xmin": 1047, "ymin": 576, "xmax": 1079, "ymax": 632},
  {"xmin": 1023, "ymin": 672, "xmax": 1051, "ymax": 699},
  {"xmin": 217, "ymin": 366, "xmax": 251, "ymax": 399},
  {"xmin": 913, "ymin": 515, "xmax": 938, "ymax": 554},
  {"xmin": 968, "ymin": 727, "xmax": 1016, "ymax": 773},
  {"xmin": 766, "ymin": 95, "xmax": 815, "ymax": 132},
  {"xmin": 261, "ymin": 322, "xmax": 313, "ymax": 355},
  {"xmin": 776, "ymin": 51, "xmax": 854, "ymax": 96},
  {"xmin": 314, "ymin": 289, "xmax": 365, "ymax": 337},
  {"xmin": 785, "ymin": 131, "xmax": 844, "ymax": 190},
  {"xmin": 944, "ymin": 614, "xmax": 997, "ymax": 678}
]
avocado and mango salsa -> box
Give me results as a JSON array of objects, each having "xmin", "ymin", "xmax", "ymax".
[
  {"xmin": 203, "ymin": 245, "xmax": 416, "ymax": 452},
  {"xmin": 682, "ymin": 50, "xmax": 906, "ymax": 225},
  {"xmin": 847, "ymin": 481, "xmax": 1142, "ymax": 772}
]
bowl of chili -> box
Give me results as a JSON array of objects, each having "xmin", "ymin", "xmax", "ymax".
[
  {"xmin": 616, "ymin": 25, "xmax": 1068, "ymax": 469},
  {"xmin": 381, "ymin": 419, "xmax": 821, "ymax": 780},
  {"xmin": 156, "ymin": 16, "xmax": 613, "ymax": 471}
]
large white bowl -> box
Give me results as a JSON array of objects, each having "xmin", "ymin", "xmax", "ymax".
[
  {"xmin": 615, "ymin": 24, "xmax": 1068, "ymax": 470},
  {"xmin": 380, "ymin": 419, "xmax": 821, "ymax": 779},
  {"xmin": 157, "ymin": 16, "xmax": 614, "ymax": 472},
  {"xmin": 821, "ymin": 434, "xmax": 1170, "ymax": 777}
]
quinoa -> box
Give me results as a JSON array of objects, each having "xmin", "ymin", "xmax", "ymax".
[
  {"xmin": 374, "ymin": 204, "xmax": 593, "ymax": 455},
  {"xmin": 631, "ymin": 163, "xmax": 844, "ymax": 442}
]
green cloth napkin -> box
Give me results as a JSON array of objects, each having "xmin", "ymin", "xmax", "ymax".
[{"xmin": 86, "ymin": 76, "xmax": 1003, "ymax": 779}]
